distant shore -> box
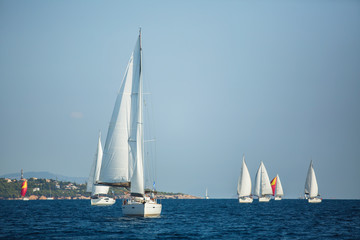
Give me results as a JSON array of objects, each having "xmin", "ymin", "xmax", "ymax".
[{"xmin": 1, "ymin": 193, "xmax": 201, "ymax": 200}]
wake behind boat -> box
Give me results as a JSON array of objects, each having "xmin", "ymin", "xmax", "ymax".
[{"xmin": 98, "ymin": 29, "xmax": 161, "ymax": 216}]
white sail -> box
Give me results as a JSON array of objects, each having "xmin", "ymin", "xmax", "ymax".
[
  {"xmin": 260, "ymin": 162, "xmax": 272, "ymax": 195},
  {"xmin": 305, "ymin": 160, "xmax": 319, "ymax": 198},
  {"xmin": 275, "ymin": 174, "xmax": 284, "ymax": 197},
  {"xmin": 87, "ymin": 134, "xmax": 109, "ymax": 195},
  {"xmin": 87, "ymin": 155, "xmax": 96, "ymax": 192},
  {"xmin": 254, "ymin": 163, "xmax": 261, "ymax": 197},
  {"xmin": 129, "ymin": 34, "xmax": 144, "ymax": 196},
  {"xmin": 309, "ymin": 166, "xmax": 319, "ymax": 198},
  {"xmin": 98, "ymin": 34, "xmax": 144, "ymax": 195},
  {"xmin": 237, "ymin": 155, "xmax": 252, "ymax": 197},
  {"xmin": 254, "ymin": 162, "xmax": 272, "ymax": 197},
  {"xmin": 304, "ymin": 161, "xmax": 312, "ymax": 195}
]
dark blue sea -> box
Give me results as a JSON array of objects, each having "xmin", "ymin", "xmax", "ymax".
[{"xmin": 0, "ymin": 199, "xmax": 359, "ymax": 239}]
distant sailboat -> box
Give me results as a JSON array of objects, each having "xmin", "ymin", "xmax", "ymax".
[
  {"xmin": 87, "ymin": 132, "xmax": 115, "ymax": 206},
  {"xmin": 21, "ymin": 179, "xmax": 29, "ymax": 201},
  {"xmin": 47, "ymin": 185, "xmax": 54, "ymax": 200},
  {"xmin": 98, "ymin": 29, "xmax": 161, "ymax": 216},
  {"xmin": 270, "ymin": 174, "xmax": 284, "ymax": 200},
  {"xmin": 205, "ymin": 188, "xmax": 209, "ymax": 199},
  {"xmin": 237, "ymin": 155, "xmax": 253, "ymax": 203},
  {"xmin": 304, "ymin": 161, "xmax": 322, "ymax": 203},
  {"xmin": 254, "ymin": 161, "xmax": 272, "ymax": 202}
]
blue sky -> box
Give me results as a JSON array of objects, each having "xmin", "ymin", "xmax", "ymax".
[{"xmin": 1, "ymin": 0, "xmax": 359, "ymax": 199}]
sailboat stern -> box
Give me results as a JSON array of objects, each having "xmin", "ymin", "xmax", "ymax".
[
  {"xmin": 308, "ymin": 197, "xmax": 322, "ymax": 203},
  {"xmin": 238, "ymin": 196, "xmax": 253, "ymax": 203},
  {"xmin": 122, "ymin": 201, "xmax": 162, "ymax": 217},
  {"xmin": 258, "ymin": 196, "xmax": 271, "ymax": 202},
  {"xmin": 91, "ymin": 197, "xmax": 116, "ymax": 206}
]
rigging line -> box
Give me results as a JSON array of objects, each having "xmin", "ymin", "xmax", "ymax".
[{"xmin": 141, "ymin": 40, "xmax": 158, "ymax": 190}]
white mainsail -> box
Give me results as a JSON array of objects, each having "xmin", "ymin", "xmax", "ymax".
[
  {"xmin": 98, "ymin": 34, "xmax": 144, "ymax": 196},
  {"xmin": 275, "ymin": 174, "xmax": 284, "ymax": 197},
  {"xmin": 305, "ymin": 161, "xmax": 319, "ymax": 198},
  {"xmin": 237, "ymin": 155, "xmax": 252, "ymax": 197},
  {"xmin": 87, "ymin": 133, "xmax": 109, "ymax": 195},
  {"xmin": 254, "ymin": 162, "xmax": 272, "ymax": 197}
]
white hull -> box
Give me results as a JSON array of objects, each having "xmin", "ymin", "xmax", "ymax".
[
  {"xmin": 308, "ymin": 197, "xmax": 322, "ymax": 203},
  {"xmin": 274, "ymin": 196, "xmax": 282, "ymax": 200},
  {"xmin": 122, "ymin": 201, "xmax": 162, "ymax": 217},
  {"xmin": 91, "ymin": 197, "xmax": 116, "ymax": 206},
  {"xmin": 258, "ymin": 196, "xmax": 271, "ymax": 202},
  {"xmin": 238, "ymin": 196, "xmax": 253, "ymax": 203}
]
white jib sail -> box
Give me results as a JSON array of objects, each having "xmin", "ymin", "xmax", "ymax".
[
  {"xmin": 260, "ymin": 162, "xmax": 273, "ymax": 196},
  {"xmin": 99, "ymin": 35, "xmax": 142, "ymax": 186},
  {"xmin": 129, "ymin": 33, "xmax": 144, "ymax": 196},
  {"xmin": 305, "ymin": 160, "xmax": 319, "ymax": 198},
  {"xmin": 275, "ymin": 174, "xmax": 284, "ymax": 197},
  {"xmin": 87, "ymin": 134, "xmax": 109, "ymax": 195},
  {"xmin": 309, "ymin": 165, "xmax": 319, "ymax": 198},
  {"xmin": 254, "ymin": 163, "xmax": 261, "ymax": 197},
  {"xmin": 237, "ymin": 155, "xmax": 252, "ymax": 197}
]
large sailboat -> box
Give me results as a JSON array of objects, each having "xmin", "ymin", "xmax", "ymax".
[
  {"xmin": 87, "ymin": 133, "xmax": 115, "ymax": 206},
  {"xmin": 254, "ymin": 161, "xmax": 272, "ymax": 202},
  {"xmin": 304, "ymin": 161, "xmax": 322, "ymax": 203},
  {"xmin": 270, "ymin": 174, "xmax": 284, "ymax": 200},
  {"xmin": 237, "ymin": 155, "xmax": 253, "ymax": 203},
  {"xmin": 98, "ymin": 30, "xmax": 162, "ymax": 216}
]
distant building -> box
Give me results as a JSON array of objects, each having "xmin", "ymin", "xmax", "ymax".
[
  {"xmin": 33, "ymin": 188, "xmax": 40, "ymax": 192},
  {"xmin": 65, "ymin": 183, "xmax": 78, "ymax": 190}
]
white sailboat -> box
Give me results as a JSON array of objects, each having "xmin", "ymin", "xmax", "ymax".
[
  {"xmin": 304, "ymin": 161, "xmax": 322, "ymax": 203},
  {"xmin": 98, "ymin": 29, "xmax": 161, "ymax": 216},
  {"xmin": 237, "ymin": 155, "xmax": 253, "ymax": 203},
  {"xmin": 205, "ymin": 188, "xmax": 209, "ymax": 199},
  {"xmin": 254, "ymin": 161, "xmax": 272, "ymax": 202},
  {"xmin": 270, "ymin": 174, "xmax": 284, "ymax": 200},
  {"xmin": 47, "ymin": 186, "xmax": 54, "ymax": 200},
  {"xmin": 87, "ymin": 132, "xmax": 115, "ymax": 206}
]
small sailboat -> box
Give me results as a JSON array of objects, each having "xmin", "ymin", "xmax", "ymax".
[
  {"xmin": 98, "ymin": 29, "xmax": 161, "ymax": 216},
  {"xmin": 270, "ymin": 174, "xmax": 284, "ymax": 200},
  {"xmin": 47, "ymin": 186, "xmax": 54, "ymax": 200},
  {"xmin": 237, "ymin": 155, "xmax": 253, "ymax": 203},
  {"xmin": 87, "ymin": 132, "xmax": 115, "ymax": 206},
  {"xmin": 21, "ymin": 179, "xmax": 29, "ymax": 201},
  {"xmin": 254, "ymin": 161, "xmax": 272, "ymax": 202},
  {"xmin": 304, "ymin": 160, "xmax": 322, "ymax": 203},
  {"xmin": 205, "ymin": 188, "xmax": 209, "ymax": 199}
]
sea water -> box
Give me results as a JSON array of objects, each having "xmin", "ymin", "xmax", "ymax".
[{"xmin": 0, "ymin": 199, "xmax": 359, "ymax": 239}]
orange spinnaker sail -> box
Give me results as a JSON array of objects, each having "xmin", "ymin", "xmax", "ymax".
[
  {"xmin": 21, "ymin": 180, "xmax": 28, "ymax": 197},
  {"xmin": 270, "ymin": 177, "xmax": 277, "ymax": 196}
]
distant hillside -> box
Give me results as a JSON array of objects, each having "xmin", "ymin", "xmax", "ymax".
[{"xmin": 0, "ymin": 171, "xmax": 87, "ymax": 184}]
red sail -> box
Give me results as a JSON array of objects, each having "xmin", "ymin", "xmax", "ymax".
[
  {"xmin": 21, "ymin": 180, "xmax": 28, "ymax": 197},
  {"xmin": 270, "ymin": 177, "xmax": 277, "ymax": 196}
]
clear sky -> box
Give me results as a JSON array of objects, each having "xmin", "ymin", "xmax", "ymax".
[{"xmin": 1, "ymin": 0, "xmax": 359, "ymax": 199}]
